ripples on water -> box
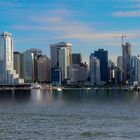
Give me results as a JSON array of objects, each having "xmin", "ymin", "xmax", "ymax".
[{"xmin": 0, "ymin": 89, "xmax": 140, "ymax": 140}]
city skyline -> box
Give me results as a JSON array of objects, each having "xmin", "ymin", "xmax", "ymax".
[{"xmin": 0, "ymin": 0, "xmax": 140, "ymax": 62}]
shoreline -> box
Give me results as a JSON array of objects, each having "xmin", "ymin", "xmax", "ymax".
[
  {"xmin": 40, "ymin": 85, "xmax": 140, "ymax": 92},
  {"xmin": 0, "ymin": 83, "xmax": 140, "ymax": 93}
]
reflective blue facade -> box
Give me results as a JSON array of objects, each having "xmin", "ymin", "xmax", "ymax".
[
  {"xmin": 51, "ymin": 67, "xmax": 61, "ymax": 85},
  {"xmin": 93, "ymin": 49, "xmax": 108, "ymax": 83}
]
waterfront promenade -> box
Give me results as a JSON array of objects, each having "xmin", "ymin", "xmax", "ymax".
[{"xmin": 0, "ymin": 84, "xmax": 31, "ymax": 93}]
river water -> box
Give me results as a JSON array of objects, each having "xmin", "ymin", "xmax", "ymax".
[{"xmin": 0, "ymin": 89, "xmax": 140, "ymax": 140}]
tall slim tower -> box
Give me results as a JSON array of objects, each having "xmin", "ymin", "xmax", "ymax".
[
  {"xmin": 131, "ymin": 55, "xmax": 140, "ymax": 83},
  {"xmin": 122, "ymin": 42, "xmax": 131, "ymax": 82},
  {"xmin": 14, "ymin": 51, "xmax": 22, "ymax": 78},
  {"xmin": 22, "ymin": 51, "xmax": 34, "ymax": 83},
  {"xmin": 0, "ymin": 31, "xmax": 24, "ymax": 84},
  {"xmin": 90, "ymin": 54, "xmax": 100, "ymax": 85},
  {"xmin": 27, "ymin": 48, "xmax": 42, "ymax": 82},
  {"xmin": 0, "ymin": 32, "xmax": 14, "ymax": 71},
  {"xmin": 59, "ymin": 47, "xmax": 71, "ymax": 82}
]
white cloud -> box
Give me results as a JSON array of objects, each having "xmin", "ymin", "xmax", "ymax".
[
  {"xmin": 13, "ymin": 8, "xmax": 140, "ymax": 51},
  {"xmin": 113, "ymin": 10, "xmax": 140, "ymax": 17}
]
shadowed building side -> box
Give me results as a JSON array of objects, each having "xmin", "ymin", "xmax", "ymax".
[
  {"xmin": 37, "ymin": 55, "xmax": 50, "ymax": 83},
  {"xmin": 122, "ymin": 42, "xmax": 131, "ymax": 83}
]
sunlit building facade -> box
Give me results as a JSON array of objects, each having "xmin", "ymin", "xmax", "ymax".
[
  {"xmin": 59, "ymin": 47, "xmax": 71, "ymax": 82},
  {"xmin": 50, "ymin": 42, "xmax": 72, "ymax": 82},
  {"xmin": 90, "ymin": 54, "xmax": 100, "ymax": 85},
  {"xmin": 0, "ymin": 32, "xmax": 24, "ymax": 84},
  {"xmin": 50, "ymin": 42, "xmax": 72, "ymax": 68},
  {"xmin": 131, "ymin": 56, "xmax": 140, "ymax": 83},
  {"xmin": 22, "ymin": 51, "xmax": 34, "ymax": 83}
]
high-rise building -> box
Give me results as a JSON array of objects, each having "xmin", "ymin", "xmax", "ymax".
[
  {"xmin": 93, "ymin": 49, "xmax": 108, "ymax": 83},
  {"xmin": 131, "ymin": 56, "xmax": 140, "ymax": 83},
  {"xmin": 138, "ymin": 56, "xmax": 140, "ymax": 83},
  {"xmin": 50, "ymin": 42, "xmax": 72, "ymax": 68},
  {"xmin": 67, "ymin": 65, "xmax": 79, "ymax": 83},
  {"xmin": 78, "ymin": 63, "xmax": 88, "ymax": 82},
  {"xmin": 90, "ymin": 54, "xmax": 100, "ymax": 85},
  {"xmin": 14, "ymin": 51, "xmax": 22, "ymax": 78},
  {"xmin": 72, "ymin": 53, "xmax": 82, "ymax": 65},
  {"xmin": 117, "ymin": 56, "xmax": 123, "ymax": 68},
  {"xmin": 122, "ymin": 42, "xmax": 131, "ymax": 82},
  {"xmin": 51, "ymin": 67, "xmax": 61, "ymax": 85},
  {"xmin": 27, "ymin": 48, "xmax": 42, "ymax": 82},
  {"xmin": 59, "ymin": 47, "xmax": 71, "ymax": 82},
  {"xmin": 0, "ymin": 32, "xmax": 24, "ymax": 84},
  {"xmin": 117, "ymin": 56, "xmax": 123, "ymax": 82},
  {"xmin": 50, "ymin": 42, "xmax": 72, "ymax": 82},
  {"xmin": 22, "ymin": 51, "xmax": 34, "ymax": 83},
  {"xmin": 37, "ymin": 55, "xmax": 50, "ymax": 82},
  {"xmin": 108, "ymin": 60, "xmax": 115, "ymax": 83},
  {"xmin": 67, "ymin": 63, "xmax": 88, "ymax": 84},
  {"xmin": 115, "ymin": 67, "xmax": 122, "ymax": 85}
]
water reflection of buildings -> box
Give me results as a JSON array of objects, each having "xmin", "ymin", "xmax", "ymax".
[
  {"xmin": 56, "ymin": 89, "xmax": 139, "ymax": 101},
  {"xmin": 0, "ymin": 91, "xmax": 31, "ymax": 102},
  {"xmin": 1, "ymin": 89, "xmax": 140, "ymax": 104},
  {"xmin": 32, "ymin": 89, "xmax": 54, "ymax": 105}
]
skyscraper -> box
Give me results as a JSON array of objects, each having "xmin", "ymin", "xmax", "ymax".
[
  {"xmin": 93, "ymin": 49, "xmax": 108, "ymax": 83},
  {"xmin": 90, "ymin": 54, "xmax": 100, "ymax": 85},
  {"xmin": 72, "ymin": 53, "xmax": 82, "ymax": 65},
  {"xmin": 22, "ymin": 51, "xmax": 34, "ymax": 83},
  {"xmin": 117, "ymin": 56, "xmax": 123, "ymax": 82},
  {"xmin": 67, "ymin": 63, "xmax": 88, "ymax": 84},
  {"xmin": 37, "ymin": 55, "xmax": 50, "ymax": 82},
  {"xmin": 131, "ymin": 56, "xmax": 140, "ymax": 83},
  {"xmin": 138, "ymin": 55, "xmax": 140, "ymax": 83},
  {"xmin": 50, "ymin": 42, "xmax": 72, "ymax": 82},
  {"xmin": 122, "ymin": 42, "xmax": 131, "ymax": 82},
  {"xmin": 117, "ymin": 56, "xmax": 123, "ymax": 68},
  {"xmin": 0, "ymin": 32, "xmax": 24, "ymax": 84},
  {"xmin": 50, "ymin": 42, "xmax": 72, "ymax": 68},
  {"xmin": 108, "ymin": 60, "xmax": 115, "ymax": 83},
  {"xmin": 27, "ymin": 48, "xmax": 42, "ymax": 82},
  {"xmin": 59, "ymin": 47, "xmax": 71, "ymax": 82},
  {"xmin": 14, "ymin": 51, "xmax": 22, "ymax": 78}
]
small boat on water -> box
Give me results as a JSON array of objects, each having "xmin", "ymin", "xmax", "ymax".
[
  {"xmin": 31, "ymin": 83, "xmax": 42, "ymax": 89},
  {"xmin": 87, "ymin": 87, "xmax": 91, "ymax": 90},
  {"xmin": 57, "ymin": 87, "xmax": 62, "ymax": 91}
]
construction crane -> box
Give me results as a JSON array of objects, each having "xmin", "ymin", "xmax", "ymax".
[
  {"xmin": 121, "ymin": 34, "xmax": 127, "ymax": 45},
  {"xmin": 114, "ymin": 34, "xmax": 127, "ymax": 45}
]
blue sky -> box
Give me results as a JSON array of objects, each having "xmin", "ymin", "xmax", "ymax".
[{"xmin": 1, "ymin": 0, "xmax": 140, "ymax": 63}]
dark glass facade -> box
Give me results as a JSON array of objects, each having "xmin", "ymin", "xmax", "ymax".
[
  {"xmin": 51, "ymin": 67, "xmax": 61, "ymax": 85},
  {"xmin": 93, "ymin": 49, "xmax": 108, "ymax": 83},
  {"xmin": 72, "ymin": 53, "xmax": 82, "ymax": 65}
]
